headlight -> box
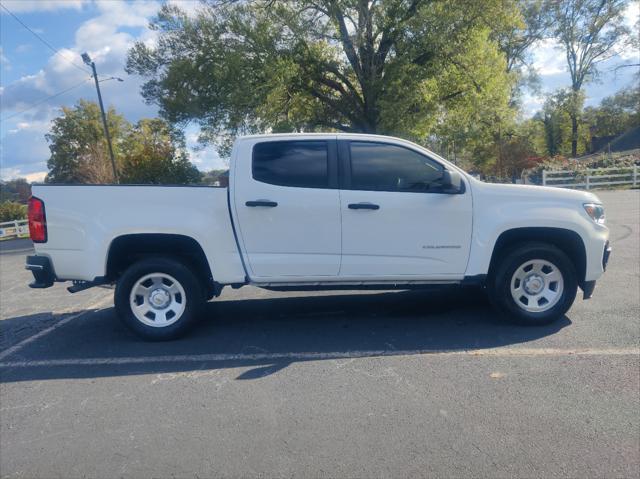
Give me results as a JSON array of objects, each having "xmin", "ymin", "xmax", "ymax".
[{"xmin": 583, "ymin": 203, "xmax": 605, "ymax": 224}]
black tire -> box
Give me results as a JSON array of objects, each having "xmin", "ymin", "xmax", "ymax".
[
  {"xmin": 115, "ymin": 257, "xmax": 204, "ymax": 340},
  {"xmin": 487, "ymin": 242, "xmax": 578, "ymax": 325}
]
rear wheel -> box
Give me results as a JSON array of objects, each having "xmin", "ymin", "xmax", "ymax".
[
  {"xmin": 488, "ymin": 242, "xmax": 577, "ymax": 325},
  {"xmin": 115, "ymin": 257, "xmax": 204, "ymax": 340}
]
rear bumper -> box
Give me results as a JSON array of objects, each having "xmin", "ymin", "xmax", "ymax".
[{"xmin": 26, "ymin": 255, "xmax": 55, "ymax": 288}]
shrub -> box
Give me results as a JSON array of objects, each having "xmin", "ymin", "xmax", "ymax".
[
  {"xmin": 0, "ymin": 201, "xmax": 27, "ymax": 222},
  {"xmin": 522, "ymin": 151, "xmax": 640, "ymax": 185}
]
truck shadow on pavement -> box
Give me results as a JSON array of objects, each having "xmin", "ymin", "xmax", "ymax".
[{"xmin": 0, "ymin": 287, "xmax": 570, "ymax": 383}]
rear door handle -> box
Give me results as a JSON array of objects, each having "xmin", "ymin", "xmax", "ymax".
[
  {"xmin": 246, "ymin": 200, "xmax": 278, "ymax": 207},
  {"xmin": 348, "ymin": 202, "xmax": 380, "ymax": 210}
]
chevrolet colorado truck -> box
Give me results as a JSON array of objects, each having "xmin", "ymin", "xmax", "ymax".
[{"xmin": 26, "ymin": 133, "xmax": 611, "ymax": 340}]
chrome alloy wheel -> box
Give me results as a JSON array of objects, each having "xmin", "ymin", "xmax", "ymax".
[
  {"xmin": 510, "ymin": 259, "xmax": 564, "ymax": 313},
  {"xmin": 129, "ymin": 273, "xmax": 186, "ymax": 327}
]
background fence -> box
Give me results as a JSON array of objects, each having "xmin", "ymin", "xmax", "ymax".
[
  {"xmin": 0, "ymin": 219, "xmax": 29, "ymax": 240},
  {"xmin": 542, "ymin": 165, "xmax": 638, "ymax": 190}
]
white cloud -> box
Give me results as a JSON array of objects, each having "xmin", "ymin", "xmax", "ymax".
[
  {"xmin": 166, "ymin": 0, "xmax": 205, "ymax": 17},
  {"xmin": 0, "ymin": 167, "xmax": 22, "ymax": 180},
  {"xmin": 1, "ymin": 1, "xmax": 163, "ymax": 177},
  {"xmin": 24, "ymin": 171, "xmax": 47, "ymax": 183},
  {"xmin": 6, "ymin": 122, "xmax": 32, "ymax": 134},
  {"xmin": 184, "ymin": 124, "xmax": 226, "ymax": 170},
  {"xmin": 0, "ymin": 0, "xmax": 88, "ymax": 13},
  {"xmin": 0, "ymin": 0, "xmax": 224, "ymax": 177},
  {"xmin": 622, "ymin": 1, "xmax": 639, "ymax": 29},
  {"xmin": 0, "ymin": 167, "xmax": 46, "ymax": 183},
  {"xmin": 0, "ymin": 47, "xmax": 10, "ymax": 70},
  {"xmin": 616, "ymin": 1, "xmax": 640, "ymax": 60},
  {"xmin": 520, "ymin": 93, "xmax": 544, "ymax": 118},
  {"xmin": 0, "ymin": 117, "xmax": 53, "ymax": 178},
  {"xmin": 531, "ymin": 38, "xmax": 566, "ymax": 76}
]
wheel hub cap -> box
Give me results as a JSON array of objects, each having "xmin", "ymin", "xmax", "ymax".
[
  {"xmin": 129, "ymin": 273, "xmax": 187, "ymax": 328},
  {"xmin": 149, "ymin": 288, "xmax": 171, "ymax": 308},
  {"xmin": 510, "ymin": 259, "xmax": 564, "ymax": 313},
  {"xmin": 523, "ymin": 274, "xmax": 544, "ymax": 295}
]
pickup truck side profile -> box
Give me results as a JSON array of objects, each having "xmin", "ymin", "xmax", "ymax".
[{"xmin": 26, "ymin": 133, "xmax": 611, "ymax": 340}]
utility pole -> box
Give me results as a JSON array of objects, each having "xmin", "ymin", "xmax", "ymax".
[{"xmin": 82, "ymin": 53, "xmax": 119, "ymax": 183}]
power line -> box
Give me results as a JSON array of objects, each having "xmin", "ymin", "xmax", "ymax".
[
  {"xmin": 0, "ymin": 3, "xmax": 90, "ymax": 74},
  {"xmin": 1, "ymin": 77, "xmax": 92, "ymax": 122}
]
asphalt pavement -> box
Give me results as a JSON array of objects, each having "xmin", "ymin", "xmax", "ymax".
[{"xmin": 0, "ymin": 189, "xmax": 638, "ymax": 478}]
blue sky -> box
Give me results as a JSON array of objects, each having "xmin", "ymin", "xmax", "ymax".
[{"xmin": 1, "ymin": 0, "xmax": 638, "ymax": 181}]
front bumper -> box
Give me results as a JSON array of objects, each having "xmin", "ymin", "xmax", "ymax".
[
  {"xmin": 582, "ymin": 242, "xmax": 612, "ymax": 300},
  {"xmin": 602, "ymin": 241, "xmax": 611, "ymax": 271},
  {"xmin": 26, "ymin": 255, "xmax": 55, "ymax": 288},
  {"xmin": 582, "ymin": 280, "xmax": 596, "ymax": 300}
]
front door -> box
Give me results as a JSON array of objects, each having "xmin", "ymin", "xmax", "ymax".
[
  {"xmin": 339, "ymin": 140, "xmax": 472, "ymax": 279},
  {"xmin": 233, "ymin": 138, "xmax": 341, "ymax": 279}
]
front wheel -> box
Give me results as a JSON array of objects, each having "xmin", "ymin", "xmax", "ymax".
[
  {"xmin": 488, "ymin": 242, "xmax": 578, "ymax": 325},
  {"xmin": 115, "ymin": 257, "xmax": 204, "ymax": 340}
]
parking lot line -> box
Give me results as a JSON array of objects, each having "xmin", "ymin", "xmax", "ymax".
[
  {"xmin": 1, "ymin": 346, "xmax": 638, "ymax": 368},
  {"xmin": 0, "ymin": 295, "xmax": 112, "ymax": 361}
]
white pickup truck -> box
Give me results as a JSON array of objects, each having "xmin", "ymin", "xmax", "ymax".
[{"xmin": 26, "ymin": 133, "xmax": 611, "ymax": 339}]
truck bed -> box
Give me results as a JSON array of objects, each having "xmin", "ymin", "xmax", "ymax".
[{"xmin": 30, "ymin": 184, "xmax": 246, "ymax": 284}]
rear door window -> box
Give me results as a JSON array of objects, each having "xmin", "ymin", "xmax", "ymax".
[{"xmin": 253, "ymin": 141, "xmax": 329, "ymax": 188}]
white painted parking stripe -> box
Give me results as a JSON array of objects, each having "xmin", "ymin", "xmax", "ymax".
[
  {"xmin": 0, "ymin": 347, "xmax": 638, "ymax": 368},
  {"xmin": 0, "ymin": 296, "xmax": 112, "ymax": 361}
]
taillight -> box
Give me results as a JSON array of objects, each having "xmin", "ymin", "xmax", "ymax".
[{"xmin": 28, "ymin": 196, "xmax": 47, "ymax": 243}]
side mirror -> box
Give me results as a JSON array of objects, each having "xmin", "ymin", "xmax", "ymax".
[{"xmin": 440, "ymin": 169, "xmax": 464, "ymax": 194}]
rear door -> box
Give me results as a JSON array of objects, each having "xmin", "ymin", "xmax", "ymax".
[
  {"xmin": 232, "ymin": 137, "xmax": 341, "ymax": 279},
  {"xmin": 338, "ymin": 140, "xmax": 473, "ymax": 278}
]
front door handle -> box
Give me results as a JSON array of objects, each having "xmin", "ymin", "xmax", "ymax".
[
  {"xmin": 348, "ymin": 202, "xmax": 380, "ymax": 210},
  {"xmin": 246, "ymin": 200, "xmax": 278, "ymax": 207}
]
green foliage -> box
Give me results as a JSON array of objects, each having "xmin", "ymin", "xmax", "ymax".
[
  {"xmin": 550, "ymin": 0, "xmax": 631, "ymax": 156},
  {"xmin": 119, "ymin": 119, "xmax": 201, "ymax": 184},
  {"xmin": 126, "ymin": 0, "xmax": 518, "ymax": 156},
  {"xmin": 528, "ymin": 85, "xmax": 638, "ymax": 159},
  {"xmin": 45, "ymin": 100, "xmax": 201, "ymax": 184},
  {"xmin": 535, "ymin": 89, "xmax": 589, "ymax": 157},
  {"xmin": 46, "ymin": 99, "xmax": 128, "ymax": 184},
  {"xmin": 494, "ymin": 0, "xmax": 553, "ymax": 104},
  {"xmin": 0, "ymin": 202, "xmax": 27, "ymax": 222},
  {"xmin": 583, "ymin": 87, "xmax": 640, "ymax": 137},
  {"xmin": 522, "ymin": 150, "xmax": 640, "ymax": 184},
  {"xmin": 120, "ymin": 0, "xmax": 635, "ymax": 181},
  {"xmin": 0, "ymin": 178, "xmax": 31, "ymax": 203}
]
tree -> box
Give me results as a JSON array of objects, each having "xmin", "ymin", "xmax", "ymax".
[
  {"xmin": 456, "ymin": 0, "xmax": 553, "ymax": 177},
  {"xmin": 45, "ymin": 100, "xmax": 201, "ymax": 184},
  {"xmin": 495, "ymin": 0, "xmax": 554, "ymax": 104},
  {"xmin": 201, "ymin": 169, "xmax": 229, "ymax": 186},
  {"xmin": 120, "ymin": 119, "xmax": 201, "ymax": 184},
  {"xmin": 535, "ymin": 88, "xmax": 590, "ymax": 156},
  {"xmin": 46, "ymin": 100, "xmax": 128, "ymax": 184},
  {"xmin": 0, "ymin": 178, "xmax": 31, "ymax": 203},
  {"xmin": 583, "ymin": 85, "xmax": 640, "ymax": 137},
  {"xmin": 551, "ymin": 0, "xmax": 631, "ymax": 157},
  {"xmin": 126, "ymin": 0, "xmax": 517, "ymax": 155}
]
